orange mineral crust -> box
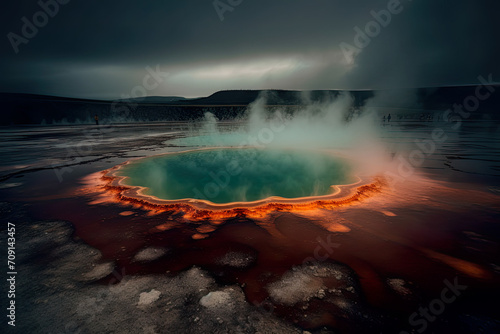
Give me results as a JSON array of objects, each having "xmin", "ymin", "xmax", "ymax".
[{"xmin": 81, "ymin": 163, "xmax": 385, "ymax": 221}]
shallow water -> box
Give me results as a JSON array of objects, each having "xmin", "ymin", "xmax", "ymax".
[{"xmin": 119, "ymin": 148, "xmax": 354, "ymax": 203}]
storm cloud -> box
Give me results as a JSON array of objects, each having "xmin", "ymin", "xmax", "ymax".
[{"xmin": 1, "ymin": 0, "xmax": 499, "ymax": 98}]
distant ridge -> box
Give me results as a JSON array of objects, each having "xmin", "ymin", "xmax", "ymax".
[
  {"xmin": 0, "ymin": 85, "xmax": 498, "ymax": 125},
  {"xmin": 177, "ymin": 89, "xmax": 373, "ymax": 106},
  {"xmin": 119, "ymin": 96, "xmax": 189, "ymax": 104}
]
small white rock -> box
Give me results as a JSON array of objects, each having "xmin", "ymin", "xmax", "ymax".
[{"xmin": 138, "ymin": 289, "xmax": 161, "ymax": 306}]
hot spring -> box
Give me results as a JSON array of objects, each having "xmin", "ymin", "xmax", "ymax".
[{"xmin": 116, "ymin": 148, "xmax": 356, "ymax": 204}]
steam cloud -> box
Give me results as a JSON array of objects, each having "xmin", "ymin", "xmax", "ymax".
[{"xmin": 172, "ymin": 92, "xmax": 393, "ymax": 177}]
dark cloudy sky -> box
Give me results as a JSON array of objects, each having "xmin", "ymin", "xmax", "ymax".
[{"xmin": 1, "ymin": 0, "xmax": 499, "ymax": 99}]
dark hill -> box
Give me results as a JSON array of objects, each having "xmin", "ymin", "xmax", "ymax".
[
  {"xmin": 0, "ymin": 85, "xmax": 498, "ymax": 125},
  {"xmin": 182, "ymin": 89, "xmax": 374, "ymax": 107}
]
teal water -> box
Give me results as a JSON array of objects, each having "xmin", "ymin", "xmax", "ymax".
[{"xmin": 118, "ymin": 149, "xmax": 354, "ymax": 204}]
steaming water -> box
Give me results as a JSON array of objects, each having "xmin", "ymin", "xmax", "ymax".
[
  {"xmin": 118, "ymin": 148, "xmax": 355, "ymax": 203},
  {"xmin": 170, "ymin": 93, "xmax": 380, "ymax": 150}
]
